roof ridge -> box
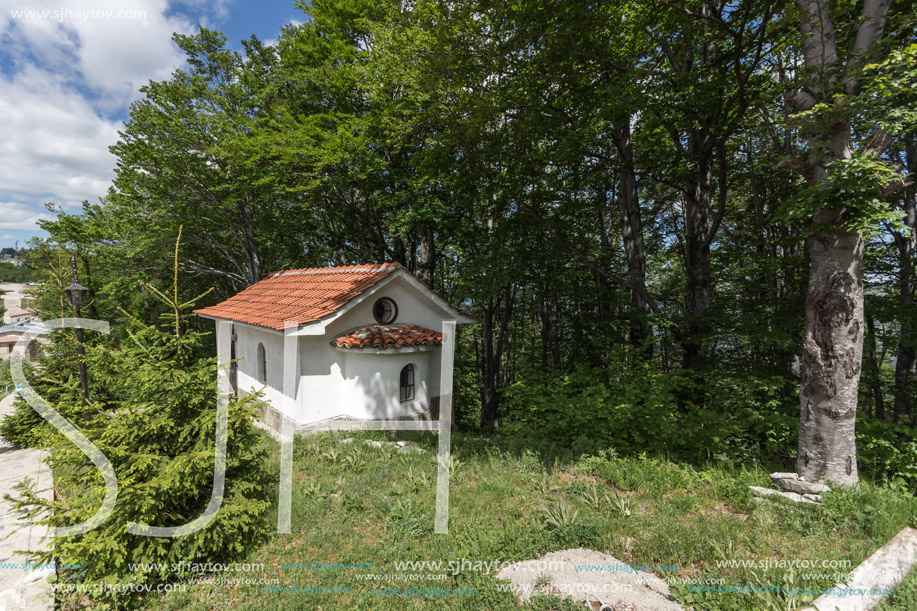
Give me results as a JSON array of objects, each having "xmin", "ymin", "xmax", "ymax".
[{"xmin": 269, "ymin": 262, "xmax": 401, "ymax": 277}]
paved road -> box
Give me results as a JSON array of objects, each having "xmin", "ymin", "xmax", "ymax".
[
  {"xmin": 0, "ymin": 284, "xmax": 27, "ymax": 324},
  {"xmin": 0, "ymin": 393, "xmax": 52, "ymax": 611}
]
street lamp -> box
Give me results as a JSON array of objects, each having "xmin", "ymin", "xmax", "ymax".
[
  {"xmin": 64, "ymin": 282, "xmax": 89, "ymax": 307},
  {"xmin": 66, "ymin": 256, "xmax": 90, "ymax": 407}
]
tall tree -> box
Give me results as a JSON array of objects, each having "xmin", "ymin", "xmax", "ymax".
[
  {"xmin": 890, "ymin": 135, "xmax": 917, "ymax": 425},
  {"xmin": 785, "ymin": 0, "xmax": 910, "ymax": 484}
]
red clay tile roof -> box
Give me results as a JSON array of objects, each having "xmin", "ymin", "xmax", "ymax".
[
  {"xmin": 331, "ymin": 325, "xmax": 443, "ymax": 350},
  {"xmin": 193, "ymin": 263, "xmax": 403, "ymax": 331}
]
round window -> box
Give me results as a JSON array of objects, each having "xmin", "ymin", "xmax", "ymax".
[{"xmin": 373, "ymin": 297, "xmax": 398, "ymax": 324}]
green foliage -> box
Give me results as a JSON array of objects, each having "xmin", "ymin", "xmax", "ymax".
[
  {"xmin": 781, "ymin": 152, "xmax": 907, "ymax": 232},
  {"xmin": 0, "ymin": 358, "xmax": 10, "ymax": 395},
  {"xmin": 0, "ymin": 261, "xmax": 39, "ymax": 283},
  {"xmin": 4, "ymin": 238, "xmax": 272, "ymax": 608},
  {"xmin": 854, "ymin": 416, "xmax": 917, "ymax": 487},
  {"xmin": 20, "ymin": 0, "xmax": 917, "ymax": 488},
  {"xmin": 500, "ymin": 364, "xmax": 798, "ymax": 468},
  {"xmin": 0, "ymin": 399, "xmax": 44, "ymax": 448},
  {"xmin": 0, "ymin": 357, "xmax": 80, "ymax": 448}
]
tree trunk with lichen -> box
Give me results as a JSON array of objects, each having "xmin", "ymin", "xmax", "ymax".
[
  {"xmin": 797, "ymin": 226, "xmax": 863, "ymax": 485},
  {"xmin": 788, "ymin": 0, "xmax": 892, "ymax": 485},
  {"xmin": 892, "ymin": 139, "xmax": 917, "ymax": 426}
]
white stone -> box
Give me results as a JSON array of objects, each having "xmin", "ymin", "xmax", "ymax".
[
  {"xmin": 770, "ymin": 472, "xmax": 832, "ymax": 495},
  {"xmin": 496, "ymin": 548, "xmax": 683, "ymax": 610},
  {"xmin": 804, "ymin": 527, "xmax": 917, "ymax": 611},
  {"xmin": 749, "ymin": 485, "xmax": 819, "ymax": 504}
]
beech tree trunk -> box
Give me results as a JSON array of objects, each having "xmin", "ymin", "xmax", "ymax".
[
  {"xmin": 479, "ymin": 286, "xmax": 514, "ymax": 427},
  {"xmin": 790, "ymin": 0, "xmax": 891, "ymax": 485},
  {"xmin": 417, "ymin": 226, "xmax": 435, "ymax": 288},
  {"xmin": 797, "ymin": 227, "xmax": 864, "ymax": 484},
  {"xmin": 680, "ymin": 129, "xmax": 720, "ymax": 373},
  {"xmin": 892, "ymin": 140, "xmax": 916, "ymax": 425},
  {"xmin": 865, "ymin": 314, "xmax": 886, "ymax": 421}
]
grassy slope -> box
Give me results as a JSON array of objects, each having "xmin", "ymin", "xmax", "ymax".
[{"xmin": 146, "ymin": 431, "xmax": 916, "ymax": 611}]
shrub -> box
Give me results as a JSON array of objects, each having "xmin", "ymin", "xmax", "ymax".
[
  {"xmin": 499, "ymin": 363, "xmax": 798, "ymax": 468},
  {"xmin": 856, "ymin": 417, "xmax": 917, "ymax": 487},
  {"xmin": 5, "ymin": 253, "xmax": 272, "ymax": 609},
  {"xmin": 0, "ymin": 396, "xmax": 45, "ymax": 447}
]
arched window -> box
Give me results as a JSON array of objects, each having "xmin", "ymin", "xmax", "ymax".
[
  {"xmin": 257, "ymin": 343, "xmax": 267, "ymax": 384},
  {"xmin": 399, "ymin": 364, "xmax": 415, "ymax": 402}
]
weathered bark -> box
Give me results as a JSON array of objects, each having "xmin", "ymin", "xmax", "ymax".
[
  {"xmin": 417, "ymin": 226, "xmax": 435, "ymax": 288},
  {"xmin": 797, "ymin": 228, "xmax": 864, "ymax": 484},
  {"xmin": 892, "ymin": 140, "xmax": 917, "ymax": 425},
  {"xmin": 615, "ymin": 121, "xmax": 652, "ymax": 357},
  {"xmin": 237, "ymin": 194, "xmax": 263, "ymax": 286},
  {"xmin": 392, "ymin": 236, "xmax": 408, "ymax": 267},
  {"xmin": 790, "ymin": 0, "xmax": 891, "ymax": 485}
]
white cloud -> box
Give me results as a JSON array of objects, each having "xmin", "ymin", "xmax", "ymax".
[
  {"xmin": 0, "ymin": 0, "xmax": 203, "ymax": 242},
  {"xmin": 2, "ymin": 0, "xmax": 195, "ymax": 107},
  {"xmin": 265, "ymin": 17, "xmax": 303, "ymax": 47},
  {"xmin": 0, "ymin": 66, "xmax": 120, "ymax": 211},
  {"xmin": 0, "ymin": 202, "xmax": 55, "ymax": 231}
]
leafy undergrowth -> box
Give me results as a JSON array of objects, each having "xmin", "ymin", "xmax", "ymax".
[{"xmin": 138, "ymin": 432, "xmax": 916, "ymax": 611}]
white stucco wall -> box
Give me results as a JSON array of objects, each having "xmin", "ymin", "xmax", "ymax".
[
  {"xmin": 227, "ymin": 272, "xmax": 456, "ymax": 426},
  {"xmin": 298, "ymin": 336, "xmax": 436, "ymax": 422},
  {"xmin": 232, "ymin": 322, "xmax": 286, "ymax": 413}
]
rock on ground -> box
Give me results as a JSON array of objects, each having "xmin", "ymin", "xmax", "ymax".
[
  {"xmin": 495, "ymin": 548, "xmax": 683, "ymax": 611},
  {"xmin": 769, "ymin": 472, "xmax": 832, "ymax": 495},
  {"xmin": 341, "ymin": 438, "xmax": 425, "ymax": 453},
  {"xmin": 749, "ymin": 485, "xmax": 819, "ymax": 504}
]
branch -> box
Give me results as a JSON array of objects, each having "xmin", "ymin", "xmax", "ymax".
[
  {"xmin": 881, "ymin": 176, "xmax": 914, "ymax": 198},
  {"xmin": 654, "ymin": 0, "xmax": 731, "ymax": 31},
  {"xmin": 517, "ymin": 201, "xmax": 662, "ymax": 314},
  {"xmin": 785, "ymin": 89, "xmax": 817, "ymax": 112},
  {"xmin": 846, "ymin": 0, "xmax": 892, "ymax": 94},
  {"xmin": 777, "ymin": 157, "xmax": 817, "ymax": 182},
  {"xmin": 182, "ymin": 258, "xmax": 246, "ymax": 287},
  {"xmin": 862, "ymin": 129, "xmax": 893, "ymax": 157}
]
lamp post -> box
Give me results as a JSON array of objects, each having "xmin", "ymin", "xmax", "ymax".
[{"xmin": 64, "ymin": 256, "xmax": 90, "ymax": 406}]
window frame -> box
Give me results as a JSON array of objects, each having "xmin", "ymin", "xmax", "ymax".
[
  {"xmin": 399, "ymin": 363, "xmax": 415, "ymax": 402},
  {"xmin": 373, "ymin": 297, "xmax": 398, "ymax": 325},
  {"xmin": 257, "ymin": 342, "xmax": 267, "ymax": 384}
]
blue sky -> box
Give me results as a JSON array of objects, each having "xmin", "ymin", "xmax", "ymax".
[{"xmin": 0, "ymin": 0, "xmax": 305, "ymax": 250}]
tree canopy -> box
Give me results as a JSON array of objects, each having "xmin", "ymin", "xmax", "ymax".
[{"xmin": 29, "ymin": 0, "xmax": 917, "ymax": 485}]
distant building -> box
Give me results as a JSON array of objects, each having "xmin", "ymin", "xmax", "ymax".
[
  {"xmin": 0, "ymin": 319, "xmax": 47, "ymax": 360},
  {"xmin": 8, "ymin": 309, "xmax": 37, "ymax": 323}
]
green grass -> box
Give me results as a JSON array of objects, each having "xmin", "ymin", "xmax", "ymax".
[
  {"xmin": 133, "ymin": 432, "xmax": 916, "ymax": 611},
  {"xmin": 880, "ymin": 568, "xmax": 917, "ymax": 610}
]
